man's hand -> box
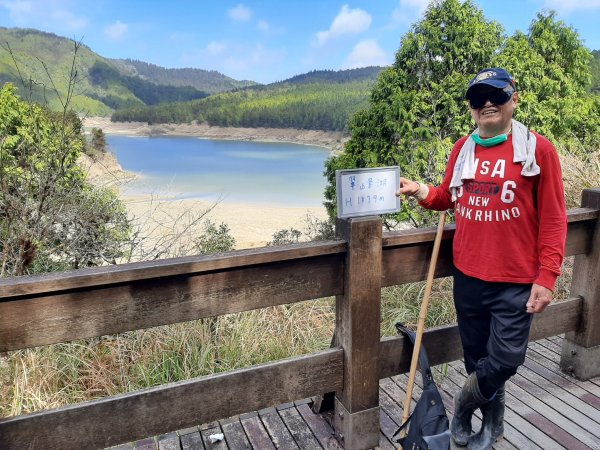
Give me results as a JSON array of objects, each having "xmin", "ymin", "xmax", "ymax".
[
  {"xmin": 396, "ymin": 177, "xmax": 420, "ymax": 197},
  {"xmin": 526, "ymin": 284, "xmax": 553, "ymax": 314}
]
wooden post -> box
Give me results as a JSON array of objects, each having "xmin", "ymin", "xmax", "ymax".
[
  {"xmin": 333, "ymin": 216, "xmax": 382, "ymax": 450},
  {"xmin": 561, "ymin": 188, "xmax": 600, "ymax": 380}
]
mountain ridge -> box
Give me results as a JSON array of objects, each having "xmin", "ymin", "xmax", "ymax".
[
  {"xmin": 0, "ymin": 27, "xmax": 259, "ymax": 115},
  {"xmin": 0, "ymin": 26, "xmax": 385, "ymax": 123}
]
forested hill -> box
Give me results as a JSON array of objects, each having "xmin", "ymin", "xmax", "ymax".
[
  {"xmin": 273, "ymin": 67, "xmax": 383, "ymax": 85},
  {"xmin": 111, "ymin": 67, "xmax": 384, "ymax": 132},
  {"xmin": 0, "ymin": 28, "xmax": 254, "ymax": 115},
  {"xmin": 110, "ymin": 58, "xmax": 257, "ymax": 94}
]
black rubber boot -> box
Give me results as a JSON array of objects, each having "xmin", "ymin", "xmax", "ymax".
[
  {"xmin": 468, "ymin": 386, "xmax": 505, "ymax": 450},
  {"xmin": 451, "ymin": 373, "xmax": 489, "ymax": 446}
]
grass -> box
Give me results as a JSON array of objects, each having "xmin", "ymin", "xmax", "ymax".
[
  {"xmin": 0, "ymin": 300, "xmax": 336, "ymax": 417},
  {"xmin": 1, "ymin": 144, "xmax": 596, "ymax": 418}
]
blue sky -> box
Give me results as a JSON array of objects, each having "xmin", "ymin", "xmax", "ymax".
[{"xmin": 1, "ymin": 0, "xmax": 600, "ymax": 84}]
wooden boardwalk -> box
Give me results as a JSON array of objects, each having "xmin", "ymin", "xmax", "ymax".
[{"xmin": 110, "ymin": 336, "xmax": 600, "ymax": 450}]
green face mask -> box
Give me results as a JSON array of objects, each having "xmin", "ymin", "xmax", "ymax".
[{"xmin": 471, "ymin": 133, "xmax": 508, "ymax": 147}]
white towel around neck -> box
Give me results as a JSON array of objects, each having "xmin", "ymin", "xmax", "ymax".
[{"xmin": 449, "ymin": 119, "xmax": 540, "ymax": 201}]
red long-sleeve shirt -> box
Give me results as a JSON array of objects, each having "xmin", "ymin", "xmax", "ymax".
[{"xmin": 420, "ymin": 133, "xmax": 567, "ymax": 290}]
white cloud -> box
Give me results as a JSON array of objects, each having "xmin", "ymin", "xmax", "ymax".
[
  {"xmin": 342, "ymin": 39, "xmax": 390, "ymax": 69},
  {"xmin": 181, "ymin": 43, "xmax": 285, "ymax": 83},
  {"xmin": 1, "ymin": 0, "xmax": 33, "ymax": 20},
  {"xmin": 103, "ymin": 20, "xmax": 128, "ymax": 40},
  {"xmin": 257, "ymin": 19, "xmax": 284, "ymax": 35},
  {"xmin": 400, "ymin": 0, "xmax": 430, "ymax": 10},
  {"xmin": 51, "ymin": 9, "xmax": 87, "ymax": 29},
  {"xmin": 543, "ymin": 0, "xmax": 600, "ymax": 12},
  {"xmin": 205, "ymin": 41, "xmax": 227, "ymax": 55},
  {"xmin": 228, "ymin": 4, "xmax": 251, "ymax": 22},
  {"xmin": 315, "ymin": 4, "xmax": 371, "ymax": 45},
  {"xmin": 1, "ymin": 0, "xmax": 87, "ymax": 30},
  {"xmin": 390, "ymin": 0, "xmax": 430, "ymax": 27}
]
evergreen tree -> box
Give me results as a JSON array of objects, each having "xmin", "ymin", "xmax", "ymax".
[
  {"xmin": 324, "ymin": 0, "xmax": 503, "ymax": 226},
  {"xmin": 0, "ymin": 83, "xmax": 130, "ymax": 276},
  {"xmin": 324, "ymin": 1, "xmax": 600, "ymax": 227}
]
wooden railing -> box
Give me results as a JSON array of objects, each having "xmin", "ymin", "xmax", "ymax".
[{"xmin": 1, "ymin": 188, "xmax": 599, "ymax": 450}]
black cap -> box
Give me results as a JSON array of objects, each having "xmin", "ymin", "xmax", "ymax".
[{"xmin": 466, "ymin": 68, "xmax": 516, "ymax": 99}]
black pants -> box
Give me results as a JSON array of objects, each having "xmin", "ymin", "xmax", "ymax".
[{"xmin": 453, "ymin": 269, "xmax": 533, "ymax": 398}]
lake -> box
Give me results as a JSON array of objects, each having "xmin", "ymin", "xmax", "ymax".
[{"xmin": 106, "ymin": 135, "xmax": 331, "ymax": 207}]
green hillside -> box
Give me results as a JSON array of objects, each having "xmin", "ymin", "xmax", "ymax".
[
  {"xmin": 110, "ymin": 58, "xmax": 258, "ymax": 94},
  {"xmin": 111, "ymin": 67, "xmax": 384, "ymax": 131},
  {"xmin": 0, "ymin": 28, "xmax": 249, "ymax": 116},
  {"xmin": 0, "ymin": 28, "xmax": 116, "ymax": 115}
]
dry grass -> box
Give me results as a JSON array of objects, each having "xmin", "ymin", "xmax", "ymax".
[
  {"xmin": 559, "ymin": 146, "xmax": 600, "ymax": 209},
  {"xmin": 0, "ymin": 299, "xmax": 336, "ymax": 417}
]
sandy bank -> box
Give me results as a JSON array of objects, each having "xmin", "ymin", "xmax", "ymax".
[
  {"xmin": 83, "ymin": 117, "xmax": 348, "ymax": 153},
  {"xmin": 122, "ymin": 195, "xmax": 328, "ymax": 250}
]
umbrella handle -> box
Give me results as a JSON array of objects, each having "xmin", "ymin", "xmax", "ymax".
[{"xmin": 400, "ymin": 211, "xmax": 447, "ymax": 435}]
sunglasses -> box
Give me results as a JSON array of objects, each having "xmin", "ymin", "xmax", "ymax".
[{"xmin": 468, "ymin": 88, "xmax": 514, "ymax": 109}]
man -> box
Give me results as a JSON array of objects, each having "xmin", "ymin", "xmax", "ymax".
[{"xmin": 396, "ymin": 68, "xmax": 567, "ymax": 450}]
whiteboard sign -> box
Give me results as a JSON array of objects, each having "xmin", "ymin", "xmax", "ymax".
[{"xmin": 336, "ymin": 166, "xmax": 401, "ymax": 218}]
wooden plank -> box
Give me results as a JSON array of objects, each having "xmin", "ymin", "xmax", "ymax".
[
  {"xmin": 548, "ymin": 334, "xmax": 564, "ymax": 345},
  {"xmin": 376, "ymin": 432, "xmax": 396, "ymax": 450},
  {"xmin": 335, "ymin": 216, "xmax": 382, "ymax": 412},
  {"xmin": 382, "ymin": 236, "xmax": 455, "ymax": 286},
  {"xmin": 179, "ymin": 429, "xmax": 204, "ymax": 450},
  {"xmin": 535, "ymin": 345, "xmax": 600, "ymax": 400},
  {"xmin": 200, "ymin": 426, "xmax": 227, "ymax": 450},
  {"xmin": 278, "ymin": 407, "xmax": 322, "ymax": 449},
  {"xmin": 378, "ymin": 407, "xmax": 399, "ymax": 442},
  {"xmin": 134, "ymin": 437, "xmax": 157, "ymax": 450},
  {"xmin": 529, "ymin": 298, "xmax": 583, "ymax": 342},
  {"xmin": 240, "ymin": 414, "xmax": 275, "ymax": 450},
  {"xmin": 0, "ymin": 349, "xmax": 343, "ymax": 449},
  {"xmin": 503, "ymin": 376, "xmax": 600, "ymax": 448},
  {"xmin": 564, "ymin": 189, "xmax": 600, "ymax": 365},
  {"xmin": 512, "ymin": 369, "xmax": 600, "ymax": 439},
  {"xmin": 293, "ymin": 398, "xmax": 312, "ymax": 407},
  {"xmin": 378, "ymin": 380, "xmax": 407, "ymax": 426},
  {"xmin": 220, "ymin": 419, "xmax": 251, "ymax": 449},
  {"xmin": 0, "ymin": 254, "xmax": 343, "ymax": 351},
  {"xmin": 521, "ymin": 411, "xmax": 590, "ymax": 450},
  {"xmin": 565, "ymin": 217, "xmax": 598, "ymax": 257},
  {"xmin": 157, "ymin": 433, "xmax": 181, "ymax": 450},
  {"xmin": 296, "ymin": 403, "xmax": 342, "ymax": 450},
  {"xmin": 378, "ymin": 299, "xmax": 582, "ymax": 380},
  {"xmin": 535, "ymin": 337, "xmax": 562, "ymax": 356},
  {"xmin": 528, "ymin": 346, "xmax": 600, "ymax": 403},
  {"xmin": 524, "ymin": 348, "xmax": 600, "ymax": 417},
  {"xmin": 529, "ymin": 340, "xmax": 561, "ymax": 365},
  {"xmin": 0, "ymin": 241, "xmax": 346, "ymax": 299},
  {"xmin": 259, "ymin": 407, "xmax": 299, "ymax": 449}
]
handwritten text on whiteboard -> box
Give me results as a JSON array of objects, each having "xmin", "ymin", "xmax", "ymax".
[{"xmin": 336, "ymin": 166, "xmax": 401, "ymax": 218}]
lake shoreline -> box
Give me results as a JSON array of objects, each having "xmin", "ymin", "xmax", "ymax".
[
  {"xmin": 79, "ymin": 125, "xmax": 332, "ymax": 249},
  {"xmin": 83, "ymin": 117, "xmax": 349, "ymax": 153}
]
